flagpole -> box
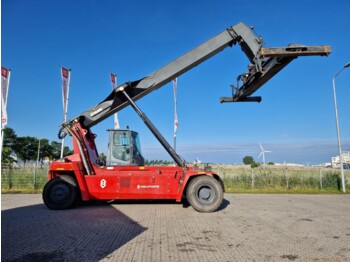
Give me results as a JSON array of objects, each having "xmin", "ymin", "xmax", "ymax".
[
  {"xmin": 60, "ymin": 68, "xmax": 71, "ymax": 158},
  {"xmin": 173, "ymin": 78, "xmax": 178, "ymax": 152},
  {"xmin": 114, "ymin": 74, "xmax": 119, "ymax": 129},
  {"xmin": 0, "ymin": 130, "xmax": 4, "ymax": 155}
]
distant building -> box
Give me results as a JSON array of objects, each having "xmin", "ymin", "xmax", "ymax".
[{"xmin": 331, "ymin": 151, "xmax": 350, "ymax": 169}]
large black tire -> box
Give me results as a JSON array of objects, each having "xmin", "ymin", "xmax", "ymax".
[
  {"xmin": 186, "ymin": 175, "xmax": 223, "ymax": 213},
  {"xmin": 42, "ymin": 175, "xmax": 79, "ymax": 210}
]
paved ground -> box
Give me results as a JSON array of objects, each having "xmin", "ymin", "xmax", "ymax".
[{"xmin": 2, "ymin": 194, "xmax": 350, "ymax": 262}]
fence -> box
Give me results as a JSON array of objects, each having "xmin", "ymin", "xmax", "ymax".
[
  {"xmin": 214, "ymin": 165, "xmax": 349, "ymax": 193},
  {"xmin": 1, "ymin": 164, "xmax": 349, "ymax": 193},
  {"xmin": 1, "ymin": 165, "xmax": 49, "ymax": 192}
]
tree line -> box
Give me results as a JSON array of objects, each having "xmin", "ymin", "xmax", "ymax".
[
  {"xmin": 1, "ymin": 127, "xmax": 274, "ymax": 168},
  {"xmin": 144, "ymin": 159, "xmax": 175, "ymax": 166},
  {"xmin": 1, "ymin": 127, "xmax": 72, "ymax": 167}
]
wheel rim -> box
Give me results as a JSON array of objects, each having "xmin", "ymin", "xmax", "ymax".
[
  {"xmin": 50, "ymin": 183, "xmax": 71, "ymax": 204},
  {"xmin": 197, "ymin": 185, "xmax": 215, "ymax": 204}
]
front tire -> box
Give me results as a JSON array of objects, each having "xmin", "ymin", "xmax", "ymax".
[
  {"xmin": 43, "ymin": 175, "xmax": 79, "ymax": 210},
  {"xmin": 186, "ymin": 175, "xmax": 223, "ymax": 212}
]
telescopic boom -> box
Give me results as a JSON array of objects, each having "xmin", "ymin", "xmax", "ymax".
[{"xmin": 68, "ymin": 22, "xmax": 329, "ymax": 130}]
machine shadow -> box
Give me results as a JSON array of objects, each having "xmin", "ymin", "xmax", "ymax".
[
  {"xmin": 181, "ymin": 197, "xmax": 230, "ymax": 211},
  {"xmin": 218, "ymin": 198, "xmax": 230, "ymax": 211},
  {"xmin": 107, "ymin": 197, "xmax": 230, "ymax": 212},
  {"xmin": 1, "ymin": 203, "xmax": 146, "ymax": 262}
]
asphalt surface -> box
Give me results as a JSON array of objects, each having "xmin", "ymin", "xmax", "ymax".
[{"xmin": 2, "ymin": 194, "xmax": 350, "ymax": 262}]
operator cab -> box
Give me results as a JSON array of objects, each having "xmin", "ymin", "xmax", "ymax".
[{"xmin": 106, "ymin": 129, "xmax": 145, "ymax": 166}]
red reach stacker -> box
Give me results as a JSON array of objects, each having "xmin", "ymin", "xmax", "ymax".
[{"xmin": 43, "ymin": 22, "xmax": 330, "ymax": 212}]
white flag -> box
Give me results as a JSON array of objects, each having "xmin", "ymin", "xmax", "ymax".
[
  {"xmin": 61, "ymin": 67, "xmax": 70, "ymax": 116},
  {"xmin": 110, "ymin": 73, "xmax": 120, "ymax": 129},
  {"xmin": 173, "ymin": 78, "xmax": 179, "ymax": 136},
  {"xmin": 60, "ymin": 67, "xmax": 71, "ymax": 158},
  {"xmin": 1, "ymin": 66, "xmax": 10, "ymax": 128},
  {"xmin": 110, "ymin": 73, "xmax": 116, "ymax": 89},
  {"xmin": 1, "ymin": 96, "xmax": 7, "ymax": 129}
]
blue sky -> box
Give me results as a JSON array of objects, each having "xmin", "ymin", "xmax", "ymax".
[{"xmin": 2, "ymin": 0, "xmax": 350, "ymax": 164}]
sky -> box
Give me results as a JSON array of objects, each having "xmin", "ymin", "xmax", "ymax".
[{"xmin": 2, "ymin": 0, "xmax": 350, "ymax": 165}]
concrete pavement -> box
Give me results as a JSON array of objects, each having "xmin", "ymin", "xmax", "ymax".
[{"xmin": 2, "ymin": 194, "xmax": 350, "ymax": 261}]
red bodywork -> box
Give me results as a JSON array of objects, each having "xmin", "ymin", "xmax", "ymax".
[{"xmin": 49, "ymin": 122, "xmax": 220, "ymax": 202}]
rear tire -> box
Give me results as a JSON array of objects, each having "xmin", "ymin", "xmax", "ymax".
[
  {"xmin": 43, "ymin": 175, "xmax": 79, "ymax": 210},
  {"xmin": 186, "ymin": 175, "xmax": 223, "ymax": 212}
]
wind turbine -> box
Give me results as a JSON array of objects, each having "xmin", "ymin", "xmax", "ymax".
[
  {"xmin": 258, "ymin": 143, "xmax": 272, "ymax": 165},
  {"xmin": 194, "ymin": 157, "xmax": 202, "ymax": 165}
]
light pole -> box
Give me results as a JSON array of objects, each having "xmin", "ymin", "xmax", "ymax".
[{"xmin": 332, "ymin": 62, "xmax": 350, "ymax": 193}]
